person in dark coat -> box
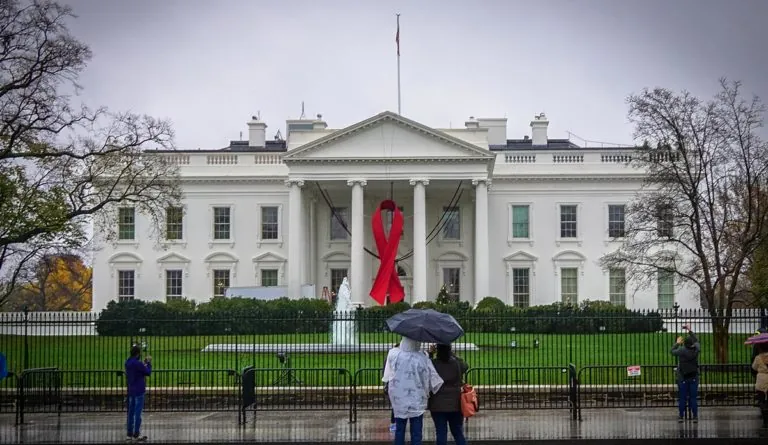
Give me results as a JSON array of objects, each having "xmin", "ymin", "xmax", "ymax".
[
  {"xmin": 671, "ymin": 326, "xmax": 700, "ymax": 423},
  {"xmin": 125, "ymin": 344, "xmax": 152, "ymax": 442},
  {"xmin": 428, "ymin": 344, "xmax": 469, "ymax": 445}
]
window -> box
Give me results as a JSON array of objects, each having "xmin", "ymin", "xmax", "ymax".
[
  {"xmin": 212, "ymin": 269, "xmax": 230, "ymax": 297},
  {"xmin": 118, "ymin": 207, "xmax": 135, "ymax": 240},
  {"xmin": 330, "ymin": 207, "xmax": 349, "ymax": 241},
  {"xmin": 609, "ymin": 268, "xmax": 626, "ymax": 307},
  {"xmin": 118, "ymin": 270, "xmax": 135, "ymax": 301},
  {"xmin": 608, "ymin": 205, "xmax": 626, "ymax": 238},
  {"xmin": 560, "ymin": 267, "xmax": 578, "ymax": 304},
  {"xmin": 213, "ymin": 207, "xmax": 231, "ymax": 240},
  {"xmin": 261, "ymin": 269, "xmax": 278, "ymax": 287},
  {"xmin": 261, "ymin": 206, "xmax": 279, "ymax": 240},
  {"xmin": 330, "ymin": 268, "xmax": 348, "ymax": 294},
  {"xmin": 560, "ymin": 205, "xmax": 578, "ymax": 238},
  {"xmin": 165, "ymin": 269, "xmax": 183, "ymax": 300},
  {"xmin": 511, "ymin": 205, "xmax": 530, "ymax": 239},
  {"xmin": 385, "ymin": 206, "xmax": 405, "ymax": 237},
  {"xmin": 442, "ymin": 206, "xmax": 461, "ymax": 240},
  {"xmin": 442, "ymin": 267, "xmax": 461, "ymax": 301},
  {"xmin": 657, "ymin": 270, "xmax": 675, "ymax": 309},
  {"xmin": 657, "ymin": 205, "xmax": 674, "ymax": 238},
  {"xmin": 166, "ymin": 207, "xmax": 183, "ymax": 240},
  {"xmin": 512, "ymin": 268, "xmax": 530, "ymax": 308}
]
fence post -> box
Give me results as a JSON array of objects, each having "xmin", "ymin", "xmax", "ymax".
[
  {"xmin": 568, "ymin": 363, "xmax": 580, "ymax": 421},
  {"xmin": 240, "ymin": 366, "xmax": 255, "ymax": 425},
  {"xmin": 128, "ymin": 313, "xmax": 134, "ymax": 347},
  {"xmin": 231, "ymin": 320, "xmax": 238, "ymax": 374},
  {"xmin": 15, "ymin": 371, "xmax": 23, "ymax": 425},
  {"xmin": 23, "ymin": 306, "xmax": 29, "ymax": 370},
  {"xmin": 355, "ymin": 307, "xmax": 363, "ymax": 376}
]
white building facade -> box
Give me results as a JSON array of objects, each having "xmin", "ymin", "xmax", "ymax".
[{"xmin": 91, "ymin": 111, "xmax": 699, "ymax": 312}]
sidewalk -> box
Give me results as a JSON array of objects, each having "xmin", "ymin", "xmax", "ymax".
[{"xmin": 1, "ymin": 408, "xmax": 766, "ymax": 444}]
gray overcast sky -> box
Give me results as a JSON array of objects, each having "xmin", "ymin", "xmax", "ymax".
[{"xmin": 64, "ymin": 0, "xmax": 768, "ymax": 150}]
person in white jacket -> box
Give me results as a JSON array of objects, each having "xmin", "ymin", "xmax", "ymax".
[{"xmin": 383, "ymin": 337, "xmax": 443, "ymax": 445}]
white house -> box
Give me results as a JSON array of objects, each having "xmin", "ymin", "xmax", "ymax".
[{"xmin": 91, "ymin": 111, "xmax": 699, "ymax": 312}]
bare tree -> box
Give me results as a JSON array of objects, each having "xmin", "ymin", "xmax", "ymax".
[
  {"xmin": 600, "ymin": 79, "xmax": 768, "ymax": 363},
  {"xmin": 0, "ymin": 1, "xmax": 181, "ymax": 306}
]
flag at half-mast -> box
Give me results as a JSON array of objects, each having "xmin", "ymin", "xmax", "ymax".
[{"xmin": 396, "ymin": 18, "xmax": 400, "ymax": 56}]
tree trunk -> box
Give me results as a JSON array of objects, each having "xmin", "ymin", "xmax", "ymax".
[{"xmin": 712, "ymin": 320, "xmax": 730, "ymax": 364}]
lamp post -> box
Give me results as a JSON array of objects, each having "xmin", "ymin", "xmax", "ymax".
[{"xmin": 673, "ymin": 302, "xmax": 680, "ymax": 335}]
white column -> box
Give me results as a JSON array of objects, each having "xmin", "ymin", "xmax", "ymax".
[
  {"xmin": 286, "ymin": 179, "xmax": 305, "ymax": 299},
  {"xmin": 307, "ymin": 197, "xmax": 317, "ymax": 285},
  {"xmin": 410, "ymin": 179, "xmax": 429, "ymax": 302},
  {"xmin": 348, "ymin": 179, "xmax": 367, "ymax": 306},
  {"xmin": 473, "ymin": 179, "xmax": 490, "ymax": 305}
]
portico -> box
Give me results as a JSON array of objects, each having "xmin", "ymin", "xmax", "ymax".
[
  {"xmin": 93, "ymin": 109, "xmax": 700, "ymax": 312},
  {"xmin": 282, "ymin": 112, "xmax": 495, "ymax": 306}
]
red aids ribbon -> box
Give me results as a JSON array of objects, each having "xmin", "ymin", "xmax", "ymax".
[{"xmin": 370, "ymin": 200, "xmax": 405, "ymax": 305}]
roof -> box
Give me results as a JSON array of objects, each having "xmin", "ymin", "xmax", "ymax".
[
  {"xmin": 490, "ymin": 139, "xmax": 634, "ymax": 151},
  {"xmin": 151, "ymin": 117, "xmax": 635, "ymax": 154},
  {"xmin": 153, "ymin": 139, "xmax": 287, "ymax": 154},
  {"xmin": 283, "ymin": 111, "xmax": 496, "ymax": 160}
]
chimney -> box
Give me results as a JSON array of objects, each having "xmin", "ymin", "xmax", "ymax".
[
  {"xmin": 247, "ymin": 115, "xmax": 267, "ymax": 147},
  {"xmin": 530, "ymin": 113, "xmax": 549, "ymax": 146},
  {"xmin": 313, "ymin": 113, "xmax": 327, "ymax": 130},
  {"xmin": 465, "ymin": 116, "xmax": 480, "ymax": 129},
  {"xmin": 477, "ymin": 118, "xmax": 508, "ymax": 146}
]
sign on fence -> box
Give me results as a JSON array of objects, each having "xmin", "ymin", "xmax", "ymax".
[{"xmin": 626, "ymin": 365, "xmax": 641, "ymax": 377}]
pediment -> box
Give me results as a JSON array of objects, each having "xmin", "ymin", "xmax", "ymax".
[
  {"xmin": 552, "ymin": 250, "xmax": 587, "ymax": 262},
  {"xmin": 437, "ymin": 251, "xmax": 469, "ymax": 262},
  {"xmin": 504, "ymin": 250, "xmax": 538, "ymax": 262},
  {"xmin": 283, "ymin": 112, "xmax": 494, "ymax": 161},
  {"xmin": 108, "ymin": 252, "xmax": 143, "ymax": 263},
  {"xmin": 157, "ymin": 252, "xmax": 191, "ymax": 264},
  {"xmin": 252, "ymin": 252, "xmax": 287, "ymax": 263},
  {"xmin": 322, "ymin": 251, "xmax": 351, "ymax": 262},
  {"xmin": 204, "ymin": 251, "xmax": 239, "ymax": 263}
]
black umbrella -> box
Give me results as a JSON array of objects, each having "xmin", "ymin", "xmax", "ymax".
[{"xmin": 386, "ymin": 309, "xmax": 464, "ymax": 344}]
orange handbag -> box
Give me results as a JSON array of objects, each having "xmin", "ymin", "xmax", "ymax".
[{"xmin": 460, "ymin": 383, "xmax": 478, "ymax": 418}]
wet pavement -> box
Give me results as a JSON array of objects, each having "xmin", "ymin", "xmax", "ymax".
[{"xmin": 1, "ymin": 408, "xmax": 767, "ymax": 444}]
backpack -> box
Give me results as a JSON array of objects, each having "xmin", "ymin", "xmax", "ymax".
[{"xmin": 0, "ymin": 353, "xmax": 7, "ymax": 381}]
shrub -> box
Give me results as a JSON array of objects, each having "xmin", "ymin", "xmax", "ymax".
[
  {"xmin": 95, "ymin": 296, "xmax": 663, "ymax": 336},
  {"xmin": 475, "ymin": 297, "xmax": 506, "ymax": 312},
  {"xmin": 357, "ymin": 302, "xmax": 411, "ymax": 333}
]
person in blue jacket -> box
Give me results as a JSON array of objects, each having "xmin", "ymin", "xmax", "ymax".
[{"xmin": 125, "ymin": 344, "xmax": 151, "ymax": 442}]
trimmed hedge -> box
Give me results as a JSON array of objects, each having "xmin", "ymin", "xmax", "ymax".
[
  {"xmin": 95, "ymin": 297, "xmax": 664, "ymax": 336},
  {"xmin": 96, "ymin": 297, "xmax": 334, "ymax": 336}
]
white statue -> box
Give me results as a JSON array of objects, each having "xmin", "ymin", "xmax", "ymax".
[
  {"xmin": 335, "ymin": 277, "xmax": 354, "ymax": 312},
  {"xmin": 331, "ymin": 277, "xmax": 358, "ymax": 345}
]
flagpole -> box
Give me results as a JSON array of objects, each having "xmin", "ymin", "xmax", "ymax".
[{"xmin": 396, "ymin": 13, "xmax": 401, "ymax": 115}]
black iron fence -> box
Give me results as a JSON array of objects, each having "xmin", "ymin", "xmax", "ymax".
[
  {"xmin": 6, "ymin": 361, "xmax": 757, "ymax": 424},
  {"xmin": 0, "ymin": 308, "xmax": 765, "ymax": 423},
  {"xmin": 2, "ymin": 308, "xmax": 766, "ymax": 374}
]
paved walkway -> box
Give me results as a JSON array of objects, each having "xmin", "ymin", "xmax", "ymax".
[{"xmin": 1, "ymin": 408, "xmax": 767, "ymax": 444}]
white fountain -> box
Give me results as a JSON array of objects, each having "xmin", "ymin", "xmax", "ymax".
[
  {"xmin": 331, "ymin": 277, "xmax": 358, "ymax": 346},
  {"xmin": 200, "ymin": 277, "xmax": 481, "ymax": 354}
]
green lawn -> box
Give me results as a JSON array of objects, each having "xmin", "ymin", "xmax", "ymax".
[{"xmin": 0, "ymin": 331, "xmax": 756, "ymax": 387}]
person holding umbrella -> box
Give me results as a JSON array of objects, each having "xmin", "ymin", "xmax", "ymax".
[
  {"xmin": 671, "ymin": 324, "xmax": 699, "ymax": 423},
  {"xmin": 752, "ymin": 327, "xmax": 768, "ymax": 378},
  {"xmin": 746, "ymin": 330, "xmax": 768, "ymax": 428},
  {"xmin": 382, "ymin": 337, "xmax": 443, "ymax": 445},
  {"xmin": 383, "ymin": 309, "xmax": 465, "ymax": 445}
]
